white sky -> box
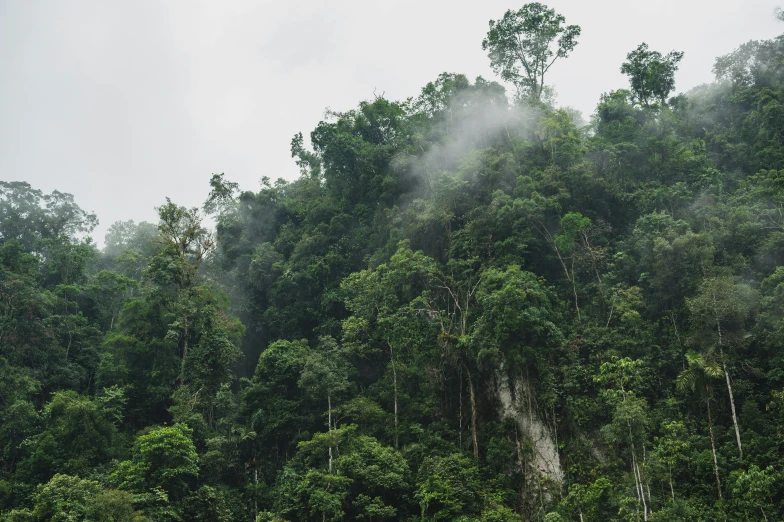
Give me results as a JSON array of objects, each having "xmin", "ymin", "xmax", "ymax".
[{"xmin": 1, "ymin": 0, "xmax": 782, "ymax": 245}]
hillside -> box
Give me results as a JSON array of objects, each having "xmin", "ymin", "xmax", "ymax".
[{"xmin": 2, "ymin": 5, "xmax": 784, "ymax": 521}]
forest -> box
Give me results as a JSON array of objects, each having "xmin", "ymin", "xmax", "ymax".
[{"xmin": 2, "ymin": 4, "xmax": 784, "ymax": 521}]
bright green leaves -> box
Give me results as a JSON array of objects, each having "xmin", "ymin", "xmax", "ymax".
[
  {"xmin": 275, "ymin": 426, "xmax": 409, "ymax": 521},
  {"xmin": 112, "ymin": 424, "xmax": 198, "ymax": 501},
  {"xmin": 415, "ymin": 452, "xmax": 482, "ymax": 520},
  {"xmin": 554, "ymin": 212, "xmax": 591, "ymax": 256},
  {"xmin": 28, "ymin": 474, "xmax": 139, "ymax": 522},
  {"xmin": 650, "ymin": 420, "xmax": 691, "ymax": 501},
  {"xmin": 728, "ymin": 465, "xmax": 777, "ymax": 520},
  {"xmin": 595, "ymin": 357, "xmax": 645, "ymax": 395},
  {"xmin": 482, "ymin": 3, "xmax": 581, "ymax": 100},
  {"xmin": 676, "ymin": 352, "xmax": 723, "ymax": 394},
  {"xmin": 550, "ymin": 477, "xmax": 615, "ymax": 522}
]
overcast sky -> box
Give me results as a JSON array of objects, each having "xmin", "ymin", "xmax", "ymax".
[{"xmin": 1, "ymin": 0, "xmax": 782, "ymax": 245}]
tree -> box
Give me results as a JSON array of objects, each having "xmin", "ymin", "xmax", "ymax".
[
  {"xmin": 19, "ymin": 391, "xmax": 121, "ymax": 482},
  {"xmin": 103, "ymin": 220, "xmax": 158, "ymax": 260},
  {"xmin": 290, "ymin": 133, "xmax": 323, "ymax": 178},
  {"xmin": 203, "ymin": 173, "xmax": 240, "ymax": 217},
  {"xmin": 8, "ymin": 17, "xmax": 784, "ymax": 519},
  {"xmin": 713, "ymin": 9, "xmax": 784, "ymax": 87},
  {"xmin": 621, "ymin": 43, "xmax": 684, "ymax": 107},
  {"xmin": 341, "ymin": 243, "xmax": 440, "ymax": 449},
  {"xmin": 274, "ymin": 426, "xmax": 410, "ymax": 522},
  {"xmin": 687, "ymin": 276, "xmax": 758, "ymax": 462},
  {"xmin": 84, "ymin": 270, "xmax": 137, "ymax": 331},
  {"xmin": 30, "ymin": 474, "xmax": 139, "ymax": 522},
  {"xmin": 594, "ymin": 357, "xmax": 651, "ymax": 520},
  {"xmin": 298, "ymin": 336, "xmax": 352, "ymax": 473},
  {"xmin": 152, "ymin": 199, "xmax": 216, "ymax": 386},
  {"xmin": 0, "ymin": 182, "xmax": 98, "ymax": 249},
  {"xmin": 415, "ymin": 453, "xmax": 483, "ymax": 520},
  {"xmin": 728, "ymin": 465, "xmax": 776, "ymax": 522},
  {"xmin": 482, "ymin": 3, "xmax": 581, "ymax": 100},
  {"xmin": 651, "ymin": 420, "xmax": 691, "ymax": 502},
  {"xmin": 557, "ymin": 477, "xmax": 615, "ymax": 522},
  {"xmin": 676, "ymin": 351, "xmax": 724, "ymax": 499},
  {"xmin": 156, "ymin": 198, "xmax": 214, "ymax": 272},
  {"xmin": 112, "ymin": 423, "xmax": 199, "ymax": 503}
]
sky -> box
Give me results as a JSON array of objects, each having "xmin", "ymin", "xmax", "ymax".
[{"xmin": 1, "ymin": 0, "xmax": 782, "ymax": 246}]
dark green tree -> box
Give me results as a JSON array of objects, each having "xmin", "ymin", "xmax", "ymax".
[{"xmin": 621, "ymin": 43, "xmax": 684, "ymax": 107}]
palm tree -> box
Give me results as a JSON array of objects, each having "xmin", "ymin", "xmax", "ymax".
[{"xmin": 676, "ymin": 351, "xmax": 724, "ymax": 499}]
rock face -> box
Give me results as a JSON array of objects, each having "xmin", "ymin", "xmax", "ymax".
[{"xmin": 496, "ymin": 367, "xmax": 563, "ymax": 484}]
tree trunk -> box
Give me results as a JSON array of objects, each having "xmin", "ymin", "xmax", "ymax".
[
  {"xmin": 624, "ymin": 385, "xmax": 648, "ymax": 520},
  {"xmin": 254, "ymin": 467, "xmax": 259, "ymax": 518},
  {"xmin": 390, "ymin": 346, "xmax": 399, "ymax": 449},
  {"xmin": 459, "ymin": 368, "xmax": 463, "ymax": 448},
  {"xmin": 465, "ymin": 365, "xmax": 479, "ymax": 458},
  {"xmin": 632, "ymin": 449, "xmax": 648, "ymax": 521},
  {"xmin": 707, "ymin": 390, "xmax": 722, "ymax": 499},
  {"xmin": 719, "ymin": 345, "xmax": 742, "ymax": 461},
  {"xmin": 714, "ymin": 291, "xmax": 742, "ymax": 460},
  {"xmin": 179, "ymin": 314, "xmax": 189, "ymax": 386},
  {"xmin": 328, "ymin": 393, "xmax": 333, "ymax": 473},
  {"xmin": 569, "ymin": 256, "xmax": 581, "ymax": 322}
]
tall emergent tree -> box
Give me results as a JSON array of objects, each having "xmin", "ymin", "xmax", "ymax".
[
  {"xmin": 621, "ymin": 43, "xmax": 684, "ymax": 106},
  {"xmin": 482, "ymin": 3, "xmax": 581, "ymax": 100},
  {"xmin": 676, "ymin": 351, "xmax": 724, "ymax": 499}
]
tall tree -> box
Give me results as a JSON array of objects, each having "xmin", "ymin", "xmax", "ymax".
[
  {"xmin": 0, "ymin": 182, "xmax": 98, "ymax": 249},
  {"xmin": 687, "ymin": 276, "xmax": 758, "ymax": 462},
  {"xmin": 676, "ymin": 351, "xmax": 724, "ymax": 499},
  {"xmin": 482, "ymin": 3, "xmax": 581, "ymax": 100},
  {"xmin": 154, "ymin": 199, "xmax": 215, "ymax": 385},
  {"xmin": 621, "ymin": 43, "xmax": 684, "ymax": 107}
]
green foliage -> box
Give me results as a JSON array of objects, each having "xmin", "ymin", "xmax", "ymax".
[
  {"xmin": 621, "ymin": 43, "xmax": 684, "ymax": 106},
  {"xmin": 0, "ymin": 182, "xmax": 98, "ymax": 249},
  {"xmin": 482, "ymin": 3, "xmax": 581, "ymax": 100},
  {"xmin": 29, "ymin": 474, "xmax": 140, "ymax": 522},
  {"xmin": 5, "ymin": 12, "xmax": 784, "ymax": 521},
  {"xmin": 112, "ymin": 424, "xmax": 198, "ymax": 500},
  {"xmin": 18, "ymin": 391, "xmax": 121, "ymax": 482},
  {"xmin": 415, "ymin": 453, "xmax": 483, "ymax": 520}
]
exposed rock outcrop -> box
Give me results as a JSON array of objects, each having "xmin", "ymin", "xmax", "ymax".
[{"xmin": 495, "ymin": 366, "xmax": 563, "ymax": 484}]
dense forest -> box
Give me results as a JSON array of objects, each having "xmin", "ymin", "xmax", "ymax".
[{"xmin": 3, "ymin": 4, "xmax": 784, "ymax": 520}]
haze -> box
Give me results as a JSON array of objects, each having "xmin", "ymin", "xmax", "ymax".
[{"xmin": 1, "ymin": 0, "xmax": 781, "ymax": 245}]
